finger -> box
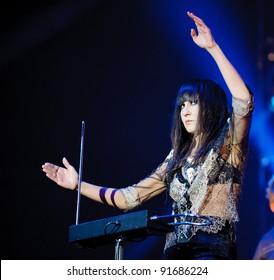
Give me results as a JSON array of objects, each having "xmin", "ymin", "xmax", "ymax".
[
  {"xmin": 62, "ymin": 157, "xmax": 71, "ymax": 169},
  {"xmin": 187, "ymin": 11, "xmax": 200, "ymax": 22},
  {"xmin": 187, "ymin": 11, "xmax": 205, "ymax": 27},
  {"xmin": 42, "ymin": 162, "xmax": 51, "ymax": 168},
  {"xmin": 193, "ymin": 17, "xmax": 204, "ymax": 25},
  {"xmin": 42, "ymin": 163, "xmax": 59, "ymax": 173},
  {"xmin": 44, "ymin": 166, "xmax": 57, "ymax": 175},
  {"xmin": 187, "ymin": 11, "xmax": 194, "ymax": 19},
  {"xmin": 187, "ymin": 11, "xmax": 201, "ymax": 22},
  {"xmin": 42, "ymin": 163, "xmax": 51, "ymax": 171},
  {"xmin": 45, "ymin": 173, "xmax": 58, "ymax": 182}
]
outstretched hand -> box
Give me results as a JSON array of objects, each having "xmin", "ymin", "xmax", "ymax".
[
  {"xmin": 187, "ymin": 11, "xmax": 216, "ymax": 50},
  {"xmin": 42, "ymin": 157, "xmax": 78, "ymax": 190}
]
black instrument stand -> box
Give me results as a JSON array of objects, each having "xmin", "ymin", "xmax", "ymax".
[
  {"xmin": 114, "ymin": 236, "xmax": 125, "ymax": 260},
  {"xmin": 69, "ymin": 210, "xmax": 173, "ymax": 260}
]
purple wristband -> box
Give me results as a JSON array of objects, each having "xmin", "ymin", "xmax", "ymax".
[
  {"xmin": 99, "ymin": 187, "xmax": 108, "ymax": 204},
  {"xmin": 110, "ymin": 189, "xmax": 118, "ymax": 208}
]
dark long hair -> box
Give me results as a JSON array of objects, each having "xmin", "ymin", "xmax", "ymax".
[{"xmin": 165, "ymin": 79, "xmax": 229, "ymax": 180}]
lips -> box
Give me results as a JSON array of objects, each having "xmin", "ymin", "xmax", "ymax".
[{"xmin": 185, "ymin": 120, "xmax": 193, "ymax": 124}]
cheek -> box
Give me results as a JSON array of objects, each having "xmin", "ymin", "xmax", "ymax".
[{"xmin": 194, "ymin": 107, "xmax": 200, "ymax": 118}]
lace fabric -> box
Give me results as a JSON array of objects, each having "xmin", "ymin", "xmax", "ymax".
[
  {"xmin": 232, "ymin": 95, "xmax": 254, "ymax": 117},
  {"xmin": 120, "ymin": 185, "xmax": 140, "ymax": 210}
]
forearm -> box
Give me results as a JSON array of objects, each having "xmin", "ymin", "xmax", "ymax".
[
  {"xmin": 79, "ymin": 171, "xmax": 166, "ymax": 211},
  {"xmin": 80, "ymin": 181, "xmax": 128, "ymax": 210},
  {"xmin": 207, "ymin": 44, "xmax": 251, "ymax": 100}
]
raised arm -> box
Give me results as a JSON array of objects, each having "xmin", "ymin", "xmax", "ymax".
[
  {"xmin": 187, "ymin": 11, "xmax": 251, "ymax": 101},
  {"xmin": 187, "ymin": 11, "xmax": 254, "ymax": 145}
]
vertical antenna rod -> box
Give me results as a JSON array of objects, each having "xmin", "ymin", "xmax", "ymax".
[{"xmin": 75, "ymin": 121, "xmax": 85, "ymax": 225}]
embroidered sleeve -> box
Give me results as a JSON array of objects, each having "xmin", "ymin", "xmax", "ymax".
[
  {"xmin": 232, "ymin": 95, "xmax": 254, "ymax": 117},
  {"xmin": 120, "ymin": 185, "xmax": 140, "ymax": 210},
  {"xmin": 120, "ymin": 150, "xmax": 173, "ymax": 210}
]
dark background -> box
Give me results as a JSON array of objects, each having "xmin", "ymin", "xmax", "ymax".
[{"xmin": 1, "ymin": 0, "xmax": 274, "ymax": 260}]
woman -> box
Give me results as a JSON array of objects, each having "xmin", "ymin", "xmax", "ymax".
[{"xmin": 42, "ymin": 11, "xmax": 254, "ymax": 259}]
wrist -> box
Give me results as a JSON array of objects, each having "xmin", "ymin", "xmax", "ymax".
[{"xmin": 206, "ymin": 43, "xmax": 220, "ymax": 55}]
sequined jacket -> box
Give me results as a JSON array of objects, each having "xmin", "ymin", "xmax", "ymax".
[{"xmin": 164, "ymin": 95, "xmax": 254, "ymax": 249}]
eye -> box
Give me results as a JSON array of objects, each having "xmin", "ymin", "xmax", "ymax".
[{"xmin": 190, "ymin": 100, "xmax": 198, "ymax": 106}]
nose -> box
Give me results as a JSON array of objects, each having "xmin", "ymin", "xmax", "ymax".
[{"xmin": 182, "ymin": 103, "xmax": 191, "ymax": 116}]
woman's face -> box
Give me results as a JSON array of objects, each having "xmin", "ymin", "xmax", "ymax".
[{"xmin": 180, "ymin": 100, "xmax": 199, "ymax": 134}]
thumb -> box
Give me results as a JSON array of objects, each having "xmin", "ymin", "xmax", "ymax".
[
  {"xmin": 190, "ymin": 28, "xmax": 197, "ymax": 38},
  {"xmin": 62, "ymin": 157, "xmax": 71, "ymax": 169}
]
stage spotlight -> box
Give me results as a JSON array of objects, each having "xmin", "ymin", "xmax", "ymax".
[{"xmin": 269, "ymin": 96, "xmax": 274, "ymax": 112}]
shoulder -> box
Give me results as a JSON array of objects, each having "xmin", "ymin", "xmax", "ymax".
[{"xmin": 165, "ymin": 149, "xmax": 174, "ymax": 160}]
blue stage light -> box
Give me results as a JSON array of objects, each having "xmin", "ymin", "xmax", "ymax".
[{"xmin": 269, "ymin": 96, "xmax": 274, "ymax": 112}]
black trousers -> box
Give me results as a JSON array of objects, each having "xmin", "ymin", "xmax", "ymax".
[{"xmin": 162, "ymin": 224, "xmax": 237, "ymax": 260}]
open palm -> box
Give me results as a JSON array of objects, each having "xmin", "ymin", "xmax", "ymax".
[
  {"xmin": 187, "ymin": 11, "xmax": 216, "ymax": 49},
  {"xmin": 42, "ymin": 157, "xmax": 78, "ymax": 190}
]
